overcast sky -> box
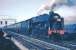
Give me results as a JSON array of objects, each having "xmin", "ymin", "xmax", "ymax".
[
  {"xmin": 0, "ymin": 0, "xmax": 47, "ymax": 22},
  {"xmin": 0, "ymin": 0, "xmax": 76, "ymax": 24},
  {"xmin": 0, "ymin": 0, "xmax": 45, "ymax": 16}
]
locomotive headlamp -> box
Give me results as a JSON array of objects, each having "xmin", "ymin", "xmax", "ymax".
[
  {"xmin": 54, "ymin": 16, "xmax": 58, "ymax": 19},
  {"xmin": 57, "ymin": 18, "xmax": 61, "ymax": 21}
]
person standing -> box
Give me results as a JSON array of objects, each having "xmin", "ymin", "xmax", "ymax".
[{"xmin": 0, "ymin": 30, "xmax": 20, "ymax": 50}]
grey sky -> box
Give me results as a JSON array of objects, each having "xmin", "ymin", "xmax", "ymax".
[
  {"xmin": 0, "ymin": 0, "xmax": 46, "ymax": 17},
  {"xmin": 0, "ymin": 0, "xmax": 76, "ymax": 24}
]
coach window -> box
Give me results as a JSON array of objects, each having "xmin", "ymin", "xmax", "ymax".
[
  {"xmin": 0, "ymin": 21, "xmax": 3, "ymax": 24},
  {"xmin": 5, "ymin": 21, "xmax": 7, "ymax": 25}
]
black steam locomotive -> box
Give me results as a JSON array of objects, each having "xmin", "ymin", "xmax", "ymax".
[
  {"xmin": 3, "ymin": 11, "xmax": 76, "ymax": 42},
  {"xmin": 3, "ymin": 11, "xmax": 64, "ymax": 41}
]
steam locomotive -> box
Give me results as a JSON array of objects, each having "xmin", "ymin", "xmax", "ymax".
[{"xmin": 3, "ymin": 11, "xmax": 76, "ymax": 41}]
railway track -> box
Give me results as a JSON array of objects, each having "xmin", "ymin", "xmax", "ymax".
[{"xmin": 4, "ymin": 30, "xmax": 71, "ymax": 50}]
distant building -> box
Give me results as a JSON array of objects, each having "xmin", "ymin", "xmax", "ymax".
[{"xmin": 0, "ymin": 16, "xmax": 16, "ymax": 28}]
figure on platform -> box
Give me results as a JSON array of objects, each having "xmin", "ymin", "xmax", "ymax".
[{"xmin": 0, "ymin": 29, "xmax": 20, "ymax": 50}]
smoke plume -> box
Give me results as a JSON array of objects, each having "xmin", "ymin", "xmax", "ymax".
[
  {"xmin": 37, "ymin": 0, "xmax": 67, "ymax": 15},
  {"xmin": 37, "ymin": 0, "xmax": 76, "ymax": 24}
]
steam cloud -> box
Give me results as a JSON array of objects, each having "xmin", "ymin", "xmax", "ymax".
[
  {"xmin": 37, "ymin": 0, "xmax": 76, "ymax": 24},
  {"xmin": 37, "ymin": 0, "xmax": 67, "ymax": 15}
]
